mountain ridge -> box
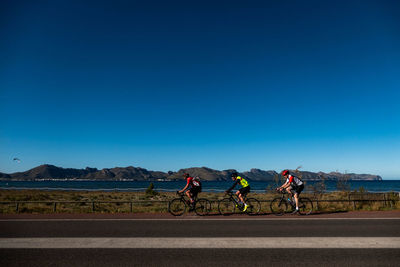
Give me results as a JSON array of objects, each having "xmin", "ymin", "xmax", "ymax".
[{"xmin": 0, "ymin": 164, "xmax": 383, "ymax": 181}]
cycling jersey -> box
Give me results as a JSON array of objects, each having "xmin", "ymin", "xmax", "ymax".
[
  {"xmin": 186, "ymin": 177, "xmax": 201, "ymax": 188},
  {"xmin": 286, "ymin": 175, "xmax": 303, "ymax": 186},
  {"xmin": 237, "ymin": 176, "xmax": 249, "ymax": 187},
  {"xmin": 227, "ymin": 176, "xmax": 249, "ymax": 191}
]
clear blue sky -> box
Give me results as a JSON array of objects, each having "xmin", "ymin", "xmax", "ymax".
[{"xmin": 1, "ymin": 0, "xmax": 399, "ymax": 179}]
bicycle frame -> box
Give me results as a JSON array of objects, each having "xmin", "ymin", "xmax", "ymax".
[
  {"xmin": 218, "ymin": 191, "xmax": 261, "ymax": 216},
  {"xmin": 225, "ymin": 191, "xmax": 247, "ymax": 209},
  {"xmin": 177, "ymin": 192, "xmax": 196, "ymax": 207},
  {"xmin": 270, "ymin": 190, "xmax": 313, "ymax": 216},
  {"xmin": 169, "ymin": 192, "xmax": 212, "ymax": 216},
  {"xmin": 277, "ymin": 191, "xmax": 296, "ymax": 208}
]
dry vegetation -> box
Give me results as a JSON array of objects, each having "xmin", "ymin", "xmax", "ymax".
[{"xmin": 0, "ymin": 189, "xmax": 399, "ymax": 214}]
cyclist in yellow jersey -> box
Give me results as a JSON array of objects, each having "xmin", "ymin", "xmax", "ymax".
[{"xmin": 226, "ymin": 172, "xmax": 251, "ymax": 211}]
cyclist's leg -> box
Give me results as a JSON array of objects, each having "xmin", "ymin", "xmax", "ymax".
[
  {"xmin": 192, "ymin": 187, "xmax": 200, "ymax": 201},
  {"xmin": 239, "ymin": 187, "xmax": 250, "ymax": 204},
  {"xmin": 235, "ymin": 189, "xmax": 243, "ymax": 204},
  {"xmin": 293, "ymin": 184, "xmax": 304, "ymax": 210},
  {"xmin": 240, "ymin": 187, "xmax": 250, "ymax": 211},
  {"xmin": 192, "ymin": 187, "xmax": 202, "ymax": 203},
  {"xmin": 285, "ymin": 186, "xmax": 293, "ymax": 198},
  {"xmin": 294, "ymin": 184, "xmax": 304, "ymax": 209},
  {"xmin": 185, "ymin": 189, "xmax": 194, "ymax": 203},
  {"xmin": 293, "ymin": 192, "xmax": 299, "ymax": 209}
]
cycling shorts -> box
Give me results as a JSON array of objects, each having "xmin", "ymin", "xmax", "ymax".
[
  {"xmin": 239, "ymin": 186, "xmax": 250, "ymax": 196},
  {"xmin": 189, "ymin": 186, "xmax": 201, "ymax": 196},
  {"xmin": 290, "ymin": 184, "xmax": 304, "ymax": 195}
]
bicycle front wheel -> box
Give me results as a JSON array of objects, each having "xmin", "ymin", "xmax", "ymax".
[
  {"xmin": 270, "ymin": 197, "xmax": 288, "ymax": 216},
  {"xmin": 298, "ymin": 198, "xmax": 313, "ymax": 215},
  {"xmin": 195, "ymin": 198, "xmax": 212, "ymax": 216},
  {"xmin": 168, "ymin": 198, "xmax": 186, "ymax": 216},
  {"xmin": 218, "ymin": 198, "xmax": 235, "ymax": 215},
  {"xmin": 246, "ymin": 198, "xmax": 261, "ymax": 215}
]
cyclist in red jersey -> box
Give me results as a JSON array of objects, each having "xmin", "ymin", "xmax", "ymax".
[
  {"xmin": 178, "ymin": 173, "xmax": 202, "ymax": 205},
  {"xmin": 277, "ymin": 170, "xmax": 304, "ymax": 214}
]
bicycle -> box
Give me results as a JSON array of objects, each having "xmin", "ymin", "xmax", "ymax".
[
  {"xmin": 218, "ymin": 191, "xmax": 261, "ymax": 215},
  {"xmin": 270, "ymin": 189, "xmax": 313, "ymax": 215},
  {"xmin": 168, "ymin": 192, "xmax": 212, "ymax": 216}
]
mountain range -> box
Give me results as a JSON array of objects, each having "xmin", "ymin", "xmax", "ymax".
[{"xmin": 0, "ymin": 165, "xmax": 382, "ymax": 181}]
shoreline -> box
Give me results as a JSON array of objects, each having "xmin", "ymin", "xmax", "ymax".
[{"xmin": 1, "ymin": 180, "xmax": 399, "ymax": 194}]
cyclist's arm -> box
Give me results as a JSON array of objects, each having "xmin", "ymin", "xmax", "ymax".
[
  {"xmin": 279, "ymin": 181, "xmax": 290, "ymax": 190},
  {"xmin": 227, "ymin": 180, "xmax": 240, "ymax": 192},
  {"xmin": 178, "ymin": 183, "xmax": 189, "ymax": 193}
]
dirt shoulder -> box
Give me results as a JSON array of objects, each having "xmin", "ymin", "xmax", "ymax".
[{"xmin": 1, "ymin": 210, "xmax": 399, "ymax": 220}]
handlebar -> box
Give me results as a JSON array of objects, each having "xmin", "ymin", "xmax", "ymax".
[{"xmin": 276, "ymin": 188, "xmax": 286, "ymax": 194}]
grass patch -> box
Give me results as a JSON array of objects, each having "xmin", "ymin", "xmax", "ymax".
[{"xmin": 0, "ymin": 189, "xmax": 398, "ymax": 214}]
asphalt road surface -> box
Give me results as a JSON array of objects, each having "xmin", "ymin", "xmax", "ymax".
[{"xmin": 1, "ymin": 217, "xmax": 399, "ymax": 266}]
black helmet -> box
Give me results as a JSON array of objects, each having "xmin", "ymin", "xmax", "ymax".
[
  {"xmin": 231, "ymin": 172, "xmax": 238, "ymax": 177},
  {"xmin": 183, "ymin": 173, "xmax": 190, "ymax": 178}
]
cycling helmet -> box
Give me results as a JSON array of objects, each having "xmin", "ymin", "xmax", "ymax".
[
  {"xmin": 231, "ymin": 172, "xmax": 238, "ymax": 177},
  {"xmin": 183, "ymin": 173, "xmax": 190, "ymax": 178},
  {"xmin": 281, "ymin": 170, "xmax": 290, "ymax": 176}
]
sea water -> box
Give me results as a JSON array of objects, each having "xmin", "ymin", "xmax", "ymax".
[{"xmin": 1, "ymin": 180, "xmax": 400, "ymax": 193}]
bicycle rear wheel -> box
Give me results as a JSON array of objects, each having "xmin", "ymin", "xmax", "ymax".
[
  {"xmin": 168, "ymin": 198, "xmax": 186, "ymax": 216},
  {"xmin": 194, "ymin": 198, "xmax": 212, "ymax": 216},
  {"xmin": 270, "ymin": 197, "xmax": 288, "ymax": 216},
  {"xmin": 246, "ymin": 198, "xmax": 261, "ymax": 215},
  {"xmin": 218, "ymin": 198, "xmax": 235, "ymax": 215},
  {"xmin": 298, "ymin": 198, "xmax": 313, "ymax": 215}
]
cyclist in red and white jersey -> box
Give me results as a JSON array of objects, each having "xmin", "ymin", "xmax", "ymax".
[
  {"xmin": 178, "ymin": 173, "xmax": 202, "ymax": 205},
  {"xmin": 277, "ymin": 170, "xmax": 304, "ymax": 213}
]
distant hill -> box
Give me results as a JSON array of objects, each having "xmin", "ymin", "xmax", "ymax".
[
  {"xmin": 295, "ymin": 171, "xmax": 383, "ymax": 181},
  {"xmin": 242, "ymin": 169, "xmax": 277, "ymax": 181},
  {"xmin": 0, "ymin": 172, "xmax": 11, "ymax": 179},
  {"xmin": 7, "ymin": 165, "xmax": 98, "ymax": 179},
  {"xmin": 0, "ymin": 164, "xmax": 382, "ymax": 181},
  {"xmin": 167, "ymin": 167, "xmax": 237, "ymax": 181}
]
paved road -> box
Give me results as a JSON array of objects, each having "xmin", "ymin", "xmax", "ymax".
[
  {"xmin": 1, "ymin": 218, "xmax": 399, "ymax": 266},
  {"xmin": 1, "ymin": 218, "xmax": 400, "ymax": 237}
]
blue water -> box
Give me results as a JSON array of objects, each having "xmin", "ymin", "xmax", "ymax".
[{"xmin": 1, "ymin": 180, "xmax": 400, "ymax": 193}]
